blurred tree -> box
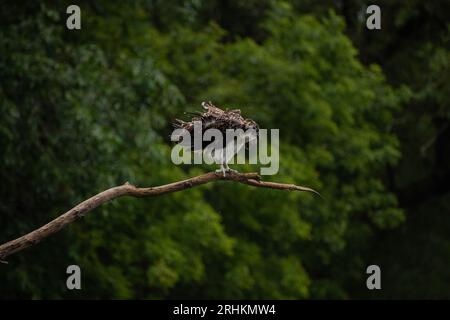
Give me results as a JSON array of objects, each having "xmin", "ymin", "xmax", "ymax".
[
  {"xmin": 0, "ymin": 0, "xmax": 415, "ymax": 299},
  {"xmin": 0, "ymin": 3, "xmax": 232, "ymax": 299}
]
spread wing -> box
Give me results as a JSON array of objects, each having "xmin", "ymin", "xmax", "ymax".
[
  {"xmin": 172, "ymin": 101, "xmax": 255, "ymax": 152},
  {"xmin": 174, "ymin": 101, "xmax": 245, "ymax": 132}
]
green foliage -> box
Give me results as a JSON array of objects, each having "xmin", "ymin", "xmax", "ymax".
[
  {"xmin": 142, "ymin": 5, "xmax": 404, "ymax": 297},
  {"xmin": 2, "ymin": 0, "xmax": 443, "ymax": 299}
]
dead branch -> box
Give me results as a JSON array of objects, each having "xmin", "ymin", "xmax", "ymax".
[{"xmin": 0, "ymin": 171, "xmax": 319, "ymax": 263}]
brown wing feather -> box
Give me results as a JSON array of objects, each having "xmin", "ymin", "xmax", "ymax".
[{"xmin": 174, "ymin": 101, "xmax": 253, "ymax": 134}]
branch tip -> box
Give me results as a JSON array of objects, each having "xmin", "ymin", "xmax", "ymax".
[{"xmin": 0, "ymin": 170, "xmax": 319, "ymax": 260}]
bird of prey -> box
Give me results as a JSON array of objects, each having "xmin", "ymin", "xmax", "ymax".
[{"xmin": 173, "ymin": 101, "xmax": 259, "ymax": 176}]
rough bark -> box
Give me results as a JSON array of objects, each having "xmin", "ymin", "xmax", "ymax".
[{"xmin": 0, "ymin": 171, "xmax": 319, "ymax": 263}]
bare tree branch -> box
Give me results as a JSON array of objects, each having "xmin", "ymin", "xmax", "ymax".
[{"xmin": 0, "ymin": 171, "xmax": 319, "ymax": 263}]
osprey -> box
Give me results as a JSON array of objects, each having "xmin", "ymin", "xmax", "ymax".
[{"xmin": 173, "ymin": 101, "xmax": 259, "ymax": 176}]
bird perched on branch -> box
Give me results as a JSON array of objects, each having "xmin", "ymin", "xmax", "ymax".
[{"xmin": 173, "ymin": 101, "xmax": 259, "ymax": 176}]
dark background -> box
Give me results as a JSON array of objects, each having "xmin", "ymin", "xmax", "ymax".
[{"xmin": 0, "ymin": 0, "xmax": 449, "ymax": 299}]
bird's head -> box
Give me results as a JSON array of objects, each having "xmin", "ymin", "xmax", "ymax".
[
  {"xmin": 240, "ymin": 118, "xmax": 259, "ymax": 144},
  {"xmin": 243, "ymin": 119, "xmax": 259, "ymax": 133}
]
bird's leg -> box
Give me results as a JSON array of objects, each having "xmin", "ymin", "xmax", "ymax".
[
  {"xmin": 215, "ymin": 163, "xmax": 227, "ymax": 177},
  {"xmin": 224, "ymin": 163, "xmax": 238, "ymax": 174}
]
